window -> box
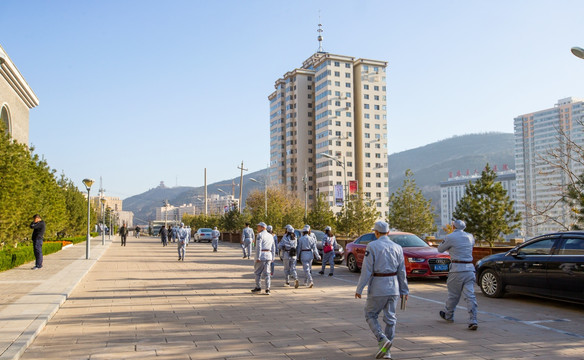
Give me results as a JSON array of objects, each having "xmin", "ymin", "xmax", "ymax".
[
  {"xmin": 334, "ymin": 61, "xmax": 340, "ymax": 67},
  {"xmin": 335, "ymin": 91, "xmax": 341, "ymax": 96},
  {"xmin": 374, "ymin": 105, "xmax": 380, "ymax": 110},
  {"xmin": 364, "ymin": 114, "xmax": 370, "ymax": 119},
  {"xmin": 365, "ymin": 133, "xmax": 370, "ymax": 138},
  {"xmin": 308, "ymin": 85, "xmax": 312, "ymax": 90},
  {"xmin": 375, "ymin": 124, "xmax": 380, "ymax": 129},
  {"xmin": 346, "ymin": 112, "xmax": 351, "ymax": 117},
  {"xmin": 518, "ymin": 238, "xmax": 556, "ymax": 255},
  {"xmin": 364, "ymin": 104, "xmax": 370, "ymax": 109},
  {"xmin": 374, "ymin": 86, "xmax": 379, "ymax": 91},
  {"xmin": 345, "ymin": 83, "xmax": 351, "ymax": 88},
  {"xmin": 364, "ymin": 94, "xmax": 369, "ymax": 99},
  {"xmin": 335, "ymin": 121, "xmax": 341, "ymax": 126},
  {"xmin": 364, "ymin": 84, "xmax": 369, "ymax": 90},
  {"xmin": 336, "ymin": 171, "xmax": 342, "ymax": 177},
  {"xmin": 335, "ymin": 71, "xmax": 340, "ymax": 77},
  {"xmin": 366, "ymin": 182, "xmax": 371, "ymax": 187},
  {"xmin": 335, "ymin": 81, "xmax": 341, "ymax": 86},
  {"xmin": 347, "ymin": 141, "xmax": 352, "ymax": 146},
  {"xmin": 365, "ymin": 153, "xmax": 371, "ymax": 158},
  {"xmin": 374, "ymin": 95, "xmax": 379, "ymax": 100},
  {"xmin": 345, "ymin": 63, "xmax": 351, "ymax": 68},
  {"xmin": 346, "ymin": 122, "xmax": 351, "ymax": 127},
  {"xmin": 365, "ymin": 123, "xmax": 370, "ymax": 128},
  {"xmin": 558, "ymin": 238, "xmax": 584, "ymax": 255},
  {"xmin": 366, "ymin": 172, "xmax": 371, "ymax": 178},
  {"xmin": 345, "ymin": 73, "xmax": 351, "ymax": 78}
]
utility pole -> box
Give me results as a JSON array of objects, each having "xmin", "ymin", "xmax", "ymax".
[
  {"xmin": 99, "ymin": 177, "xmax": 106, "ymax": 245},
  {"xmin": 204, "ymin": 168, "xmax": 208, "ymax": 216},
  {"xmin": 237, "ymin": 161, "xmax": 248, "ymax": 214},
  {"xmin": 302, "ymin": 169, "xmax": 308, "ymax": 219}
]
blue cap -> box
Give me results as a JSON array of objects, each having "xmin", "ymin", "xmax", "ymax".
[{"xmin": 372, "ymin": 221, "xmax": 389, "ymax": 233}]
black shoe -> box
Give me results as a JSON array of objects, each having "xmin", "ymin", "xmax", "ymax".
[
  {"xmin": 468, "ymin": 323, "xmax": 478, "ymax": 330},
  {"xmin": 329, "ymin": 273, "xmax": 333, "ymax": 276},
  {"xmin": 247, "ymin": 257, "xmax": 250, "ymax": 259},
  {"xmin": 439, "ymin": 311, "xmax": 453, "ymax": 323},
  {"xmin": 265, "ymin": 289, "xmax": 270, "ymax": 295},
  {"xmin": 178, "ymin": 257, "xmax": 182, "ymax": 261},
  {"xmin": 318, "ymin": 271, "xmax": 324, "ymax": 275},
  {"xmin": 243, "ymin": 256, "xmax": 247, "ymax": 259},
  {"xmin": 31, "ymin": 266, "xmax": 39, "ymax": 270},
  {"xmin": 251, "ymin": 287, "xmax": 261, "ymax": 293}
]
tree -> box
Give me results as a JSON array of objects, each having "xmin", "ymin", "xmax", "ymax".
[
  {"xmin": 562, "ymin": 172, "xmax": 584, "ymax": 230},
  {"xmin": 219, "ymin": 206, "xmax": 249, "ymax": 232},
  {"xmin": 336, "ymin": 193, "xmax": 379, "ymax": 238},
  {"xmin": 245, "ymin": 186, "xmax": 304, "ymax": 231},
  {"xmin": 306, "ymin": 193, "xmax": 336, "ymax": 231},
  {"xmin": 452, "ymin": 164, "xmax": 521, "ymax": 247},
  {"xmin": 387, "ymin": 169, "xmax": 436, "ymax": 237}
]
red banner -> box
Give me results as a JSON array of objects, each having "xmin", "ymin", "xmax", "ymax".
[{"xmin": 349, "ymin": 180, "xmax": 358, "ymax": 194}]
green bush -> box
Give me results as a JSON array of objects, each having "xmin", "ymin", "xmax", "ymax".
[{"xmin": 0, "ymin": 242, "xmax": 63, "ymax": 272}]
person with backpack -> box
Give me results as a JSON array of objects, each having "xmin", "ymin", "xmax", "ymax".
[
  {"xmin": 177, "ymin": 223, "xmax": 188, "ymax": 261},
  {"xmin": 278, "ymin": 225, "xmax": 299, "ymax": 288},
  {"xmin": 319, "ymin": 226, "xmax": 337, "ymax": 277},
  {"xmin": 298, "ymin": 225, "xmax": 321, "ymax": 288}
]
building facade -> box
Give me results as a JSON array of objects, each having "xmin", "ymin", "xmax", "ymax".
[
  {"xmin": 514, "ymin": 97, "xmax": 584, "ymax": 237},
  {"xmin": 0, "ymin": 44, "xmax": 39, "ymax": 144},
  {"xmin": 268, "ymin": 51, "xmax": 388, "ymax": 216},
  {"xmin": 156, "ymin": 195, "xmax": 239, "ymax": 221},
  {"xmin": 440, "ymin": 167, "xmax": 517, "ymax": 231}
]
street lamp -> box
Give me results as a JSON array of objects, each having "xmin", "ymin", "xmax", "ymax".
[
  {"xmin": 250, "ymin": 178, "xmax": 267, "ymax": 219},
  {"xmin": 571, "ymin": 47, "xmax": 584, "ymax": 60},
  {"xmin": 320, "ymin": 152, "xmax": 347, "ymax": 203},
  {"xmin": 100, "ymin": 197, "xmax": 106, "ymax": 245},
  {"xmin": 82, "ymin": 178, "xmax": 94, "ymax": 259}
]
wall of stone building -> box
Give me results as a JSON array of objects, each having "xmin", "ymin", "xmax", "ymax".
[{"xmin": 0, "ymin": 77, "xmax": 30, "ymax": 145}]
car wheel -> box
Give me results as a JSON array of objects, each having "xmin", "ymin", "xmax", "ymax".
[
  {"xmin": 347, "ymin": 254, "xmax": 360, "ymax": 273},
  {"xmin": 479, "ymin": 269, "xmax": 505, "ymax": 298}
]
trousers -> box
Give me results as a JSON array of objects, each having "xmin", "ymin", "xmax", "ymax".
[
  {"xmin": 444, "ymin": 271, "xmax": 478, "ymax": 323},
  {"xmin": 254, "ymin": 260, "xmax": 272, "ymax": 289},
  {"xmin": 365, "ymin": 295, "xmax": 399, "ymax": 342},
  {"xmin": 33, "ymin": 239, "xmax": 43, "ymax": 268}
]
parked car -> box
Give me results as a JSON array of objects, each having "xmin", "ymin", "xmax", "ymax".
[
  {"xmin": 475, "ymin": 231, "xmax": 584, "ymax": 303},
  {"xmin": 345, "ymin": 231, "xmax": 451, "ymax": 278},
  {"xmin": 194, "ymin": 228, "xmax": 213, "ymax": 242},
  {"xmin": 278, "ymin": 229, "xmax": 345, "ymax": 264}
]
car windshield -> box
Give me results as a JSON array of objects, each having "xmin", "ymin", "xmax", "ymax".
[
  {"xmin": 387, "ymin": 234, "xmax": 429, "ymax": 248},
  {"xmin": 199, "ymin": 228, "xmax": 212, "ymax": 232}
]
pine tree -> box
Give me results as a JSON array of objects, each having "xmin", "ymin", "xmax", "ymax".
[
  {"xmin": 336, "ymin": 193, "xmax": 379, "ymax": 237},
  {"xmin": 306, "ymin": 193, "xmax": 336, "ymax": 231},
  {"xmin": 387, "ymin": 169, "xmax": 436, "ymax": 237},
  {"xmin": 452, "ymin": 164, "xmax": 521, "ymax": 247}
]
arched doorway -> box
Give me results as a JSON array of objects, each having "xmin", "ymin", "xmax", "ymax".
[{"xmin": 0, "ymin": 105, "xmax": 10, "ymax": 135}]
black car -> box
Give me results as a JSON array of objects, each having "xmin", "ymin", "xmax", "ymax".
[
  {"xmin": 475, "ymin": 231, "xmax": 584, "ymax": 304},
  {"xmin": 278, "ymin": 229, "xmax": 344, "ymax": 264}
]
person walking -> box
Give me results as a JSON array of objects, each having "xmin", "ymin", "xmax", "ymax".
[
  {"xmin": 211, "ymin": 226, "xmax": 220, "ymax": 252},
  {"xmin": 298, "ymin": 225, "xmax": 321, "ymax": 288},
  {"xmin": 177, "ymin": 222, "xmax": 188, "ymax": 261},
  {"xmin": 355, "ymin": 221, "xmax": 409, "ymax": 359},
  {"xmin": 171, "ymin": 225, "xmax": 177, "ymax": 243},
  {"xmin": 159, "ymin": 225, "xmax": 168, "ymax": 246},
  {"xmin": 119, "ymin": 223, "xmax": 128, "ymax": 246},
  {"xmin": 266, "ymin": 225, "xmax": 278, "ymax": 275},
  {"xmin": 251, "ymin": 222, "xmax": 276, "ymax": 295},
  {"xmin": 241, "ymin": 223, "xmax": 254, "ymax": 259},
  {"xmin": 29, "ymin": 214, "xmax": 46, "ymax": 270},
  {"xmin": 437, "ymin": 219, "xmax": 478, "ymax": 330},
  {"xmin": 319, "ymin": 226, "xmax": 336, "ymax": 277},
  {"xmin": 279, "ymin": 225, "xmax": 299, "ymax": 288},
  {"xmin": 135, "ymin": 225, "xmax": 141, "ymax": 238}
]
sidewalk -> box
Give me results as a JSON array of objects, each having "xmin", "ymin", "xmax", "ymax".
[
  {"xmin": 0, "ymin": 236, "xmax": 113, "ymax": 360},
  {"xmin": 4, "ymin": 236, "xmax": 584, "ymax": 359}
]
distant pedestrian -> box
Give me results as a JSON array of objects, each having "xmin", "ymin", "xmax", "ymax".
[
  {"xmin": 171, "ymin": 225, "xmax": 177, "ymax": 243},
  {"xmin": 437, "ymin": 219, "xmax": 478, "ymax": 330},
  {"xmin": 279, "ymin": 225, "xmax": 299, "ymax": 288},
  {"xmin": 29, "ymin": 214, "xmax": 46, "ymax": 270},
  {"xmin": 298, "ymin": 225, "xmax": 321, "ymax": 288},
  {"xmin": 355, "ymin": 221, "xmax": 409, "ymax": 359},
  {"xmin": 135, "ymin": 225, "xmax": 141, "ymax": 238},
  {"xmin": 159, "ymin": 225, "xmax": 168, "ymax": 246},
  {"xmin": 266, "ymin": 225, "xmax": 278, "ymax": 275},
  {"xmin": 319, "ymin": 226, "xmax": 336, "ymax": 276},
  {"xmin": 119, "ymin": 223, "xmax": 128, "ymax": 246},
  {"xmin": 251, "ymin": 222, "xmax": 275, "ymax": 295},
  {"xmin": 241, "ymin": 223, "xmax": 254, "ymax": 259},
  {"xmin": 177, "ymin": 222, "xmax": 188, "ymax": 261},
  {"xmin": 211, "ymin": 226, "xmax": 220, "ymax": 252}
]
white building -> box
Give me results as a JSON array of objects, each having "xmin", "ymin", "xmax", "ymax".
[{"xmin": 514, "ymin": 97, "xmax": 584, "ymax": 237}]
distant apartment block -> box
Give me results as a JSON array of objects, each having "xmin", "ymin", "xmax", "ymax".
[
  {"xmin": 514, "ymin": 97, "xmax": 584, "ymax": 237},
  {"xmin": 269, "ymin": 50, "xmax": 388, "ymax": 216},
  {"xmin": 156, "ymin": 195, "xmax": 239, "ymax": 221},
  {"xmin": 0, "ymin": 44, "xmax": 39, "ymax": 144},
  {"xmin": 440, "ymin": 166, "xmax": 517, "ymax": 229}
]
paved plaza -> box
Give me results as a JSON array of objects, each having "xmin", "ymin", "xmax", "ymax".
[{"xmin": 1, "ymin": 236, "xmax": 583, "ymax": 360}]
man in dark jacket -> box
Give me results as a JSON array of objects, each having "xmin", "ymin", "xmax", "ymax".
[
  {"xmin": 119, "ymin": 224, "xmax": 128, "ymax": 246},
  {"xmin": 159, "ymin": 225, "xmax": 168, "ymax": 246},
  {"xmin": 30, "ymin": 214, "xmax": 46, "ymax": 270}
]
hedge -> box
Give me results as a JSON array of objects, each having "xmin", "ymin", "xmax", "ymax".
[{"xmin": 0, "ymin": 242, "xmax": 63, "ymax": 272}]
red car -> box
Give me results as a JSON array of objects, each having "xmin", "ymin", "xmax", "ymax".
[{"xmin": 345, "ymin": 232, "xmax": 451, "ymax": 278}]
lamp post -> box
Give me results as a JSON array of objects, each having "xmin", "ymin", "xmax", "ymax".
[
  {"xmin": 571, "ymin": 47, "xmax": 584, "ymax": 59},
  {"xmin": 100, "ymin": 197, "xmax": 106, "ymax": 245},
  {"xmin": 250, "ymin": 178, "xmax": 267, "ymax": 219},
  {"xmin": 82, "ymin": 178, "xmax": 95, "ymax": 259},
  {"xmin": 107, "ymin": 206, "xmax": 112, "ymax": 240},
  {"xmin": 320, "ymin": 152, "xmax": 347, "ymax": 203}
]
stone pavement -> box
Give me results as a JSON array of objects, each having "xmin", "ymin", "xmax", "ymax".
[{"xmin": 4, "ymin": 236, "xmax": 584, "ymax": 359}]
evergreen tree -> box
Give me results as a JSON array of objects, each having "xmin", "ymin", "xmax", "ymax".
[
  {"xmin": 306, "ymin": 193, "xmax": 336, "ymax": 231},
  {"xmin": 387, "ymin": 169, "xmax": 436, "ymax": 237},
  {"xmin": 336, "ymin": 193, "xmax": 379, "ymax": 237},
  {"xmin": 245, "ymin": 186, "xmax": 304, "ymax": 231},
  {"xmin": 452, "ymin": 164, "xmax": 521, "ymax": 247},
  {"xmin": 219, "ymin": 206, "xmax": 249, "ymax": 232}
]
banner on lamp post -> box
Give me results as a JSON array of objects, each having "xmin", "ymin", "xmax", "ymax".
[
  {"xmin": 349, "ymin": 180, "xmax": 358, "ymax": 195},
  {"xmin": 334, "ymin": 184, "xmax": 344, "ymax": 206}
]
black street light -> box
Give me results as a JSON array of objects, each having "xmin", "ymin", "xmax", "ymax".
[{"xmin": 82, "ymin": 178, "xmax": 95, "ymax": 259}]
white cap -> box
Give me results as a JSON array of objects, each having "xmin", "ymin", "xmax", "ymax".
[
  {"xmin": 257, "ymin": 222, "xmax": 267, "ymax": 228},
  {"xmin": 285, "ymin": 225, "xmax": 294, "ymax": 232},
  {"xmin": 324, "ymin": 226, "xmax": 331, "ymax": 232},
  {"xmin": 267, "ymin": 225, "xmax": 273, "ymax": 232},
  {"xmin": 302, "ymin": 225, "xmax": 311, "ymax": 232},
  {"xmin": 214, "ymin": 227, "xmax": 217, "ymax": 230},
  {"xmin": 372, "ymin": 221, "xmax": 389, "ymax": 233},
  {"xmin": 453, "ymin": 219, "xmax": 466, "ymax": 230}
]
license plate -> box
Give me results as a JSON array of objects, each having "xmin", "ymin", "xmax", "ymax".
[{"xmin": 433, "ymin": 264, "xmax": 449, "ymax": 272}]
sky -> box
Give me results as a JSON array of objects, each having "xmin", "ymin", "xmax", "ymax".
[{"xmin": 2, "ymin": 0, "xmax": 584, "ymax": 199}]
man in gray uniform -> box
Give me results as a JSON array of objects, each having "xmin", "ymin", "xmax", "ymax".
[
  {"xmin": 298, "ymin": 225, "xmax": 321, "ymax": 288},
  {"xmin": 437, "ymin": 219, "xmax": 478, "ymax": 330},
  {"xmin": 279, "ymin": 225, "xmax": 299, "ymax": 288},
  {"xmin": 211, "ymin": 226, "xmax": 220, "ymax": 252},
  {"xmin": 177, "ymin": 222, "xmax": 188, "ymax": 261},
  {"xmin": 355, "ymin": 221, "xmax": 409, "ymax": 359},
  {"xmin": 251, "ymin": 222, "xmax": 276, "ymax": 295},
  {"xmin": 241, "ymin": 223, "xmax": 254, "ymax": 259}
]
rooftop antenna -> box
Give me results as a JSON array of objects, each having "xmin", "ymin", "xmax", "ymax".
[{"xmin": 317, "ymin": 13, "xmax": 324, "ymax": 53}]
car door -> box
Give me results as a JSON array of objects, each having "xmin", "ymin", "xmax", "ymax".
[
  {"xmin": 547, "ymin": 235, "xmax": 584, "ymax": 301},
  {"xmin": 355, "ymin": 233, "xmax": 376, "ymax": 267},
  {"xmin": 502, "ymin": 236, "xmax": 557, "ymax": 293}
]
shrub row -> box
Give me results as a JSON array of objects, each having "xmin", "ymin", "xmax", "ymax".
[{"xmin": 0, "ymin": 242, "xmax": 63, "ymax": 272}]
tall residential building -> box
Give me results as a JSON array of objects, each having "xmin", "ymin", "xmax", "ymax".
[
  {"xmin": 514, "ymin": 97, "xmax": 584, "ymax": 237},
  {"xmin": 439, "ymin": 167, "xmax": 517, "ymax": 233},
  {"xmin": 268, "ymin": 40, "xmax": 388, "ymax": 216}
]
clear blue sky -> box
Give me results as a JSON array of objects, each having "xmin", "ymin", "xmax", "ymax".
[{"xmin": 2, "ymin": 0, "xmax": 584, "ymax": 199}]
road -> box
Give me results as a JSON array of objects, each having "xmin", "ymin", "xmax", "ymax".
[{"xmin": 18, "ymin": 236, "xmax": 584, "ymax": 360}]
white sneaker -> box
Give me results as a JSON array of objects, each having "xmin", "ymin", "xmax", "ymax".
[
  {"xmin": 284, "ymin": 282, "xmax": 290, "ymax": 287},
  {"xmin": 308, "ymin": 282, "xmax": 314, "ymax": 288},
  {"xmin": 383, "ymin": 351, "xmax": 392, "ymax": 359},
  {"xmin": 375, "ymin": 338, "xmax": 392, "ymax": 359}
]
